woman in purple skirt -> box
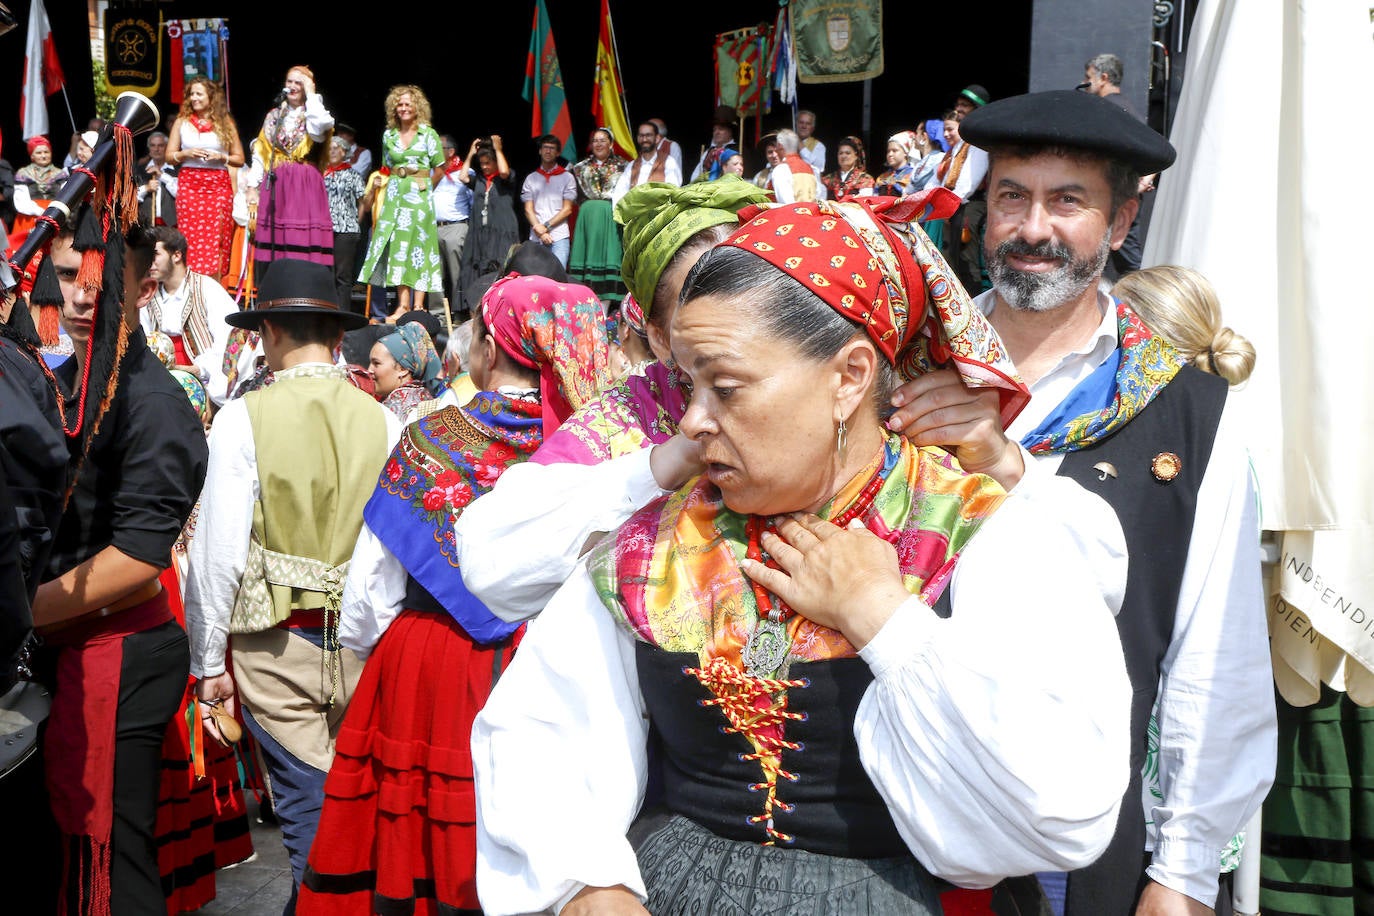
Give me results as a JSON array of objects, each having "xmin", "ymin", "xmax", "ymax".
[{"xmin": 244, "ymin": 65, "xmax": 337, "ymax": 282}]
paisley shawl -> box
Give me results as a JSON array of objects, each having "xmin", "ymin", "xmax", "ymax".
[{"xmin": 1020, "ymin": 298, "xmax": 1186, "ymax": 454}]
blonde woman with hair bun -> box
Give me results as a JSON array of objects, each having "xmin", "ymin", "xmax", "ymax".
[{"xmin": 1112, "ymin": 265, "xmax": 1256, "ymax": 386}]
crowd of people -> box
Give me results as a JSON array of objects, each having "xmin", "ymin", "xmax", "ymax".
[{"xmin": 0, "ymin": 48, "xmax": 1335, "ymax": 916}]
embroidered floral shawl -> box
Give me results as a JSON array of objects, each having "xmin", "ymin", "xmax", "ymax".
[{"xmin": 364, "ymin": 391, "xmax": 543, "ymax": 642}]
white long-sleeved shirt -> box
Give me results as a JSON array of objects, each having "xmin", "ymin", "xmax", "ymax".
[
  {"xmin": 343, "ymin": 386, "xmax": 541, "ymax": 655},
  {"xmin": 943, "ymin": 142, "xmax": 989, "ymax": 202},
  {"xmin": 979, "ymin": 288, "xmax": 1276, "ymax": 905},
  {"xmin": 769, "ymin": 159, "xmax": 827, "ymax": 204},
  {"xmin": 135, "ymin": 161, "xmax": 178, "ymax": 203},
  {"xmin": 471, "ymin": 464, "xmax": 1132, "ymax": 914},
  {"xmin": 182, "ymin": 368, "xmax": 401, "ymax": 678},
  {"xmin": 455, "ymin": 447, "xmax": 666, "ymax": 623},
  {"xmin": 337, "ymin": 520, "xmax": 405, "ymax": 658},
  {"xmin": 243, "ymin": 93, "xmax": 334, "ymax": 189},
  {"xmin": 140, "ymin": 271, "xmax": 243, "ymax": 405},
  {"xmin": 609, "ymin": 153, "xmax": 682, "ymax": 207}
]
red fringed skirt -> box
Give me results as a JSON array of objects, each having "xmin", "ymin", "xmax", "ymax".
[
  {"xmin": 297, "ymin": 608, "xmax": 520, "ymax": 915},
  {"xmin": 176, "ymin": 167, "xmax": 235, "ymax": 280}
]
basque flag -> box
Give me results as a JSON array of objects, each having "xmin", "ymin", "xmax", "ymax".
[
  {"xmin": 21, "ymin": 0, "xmax": 65, "ymax": 140},
  {"xmin": 522, "ymin": 0, "xmax": 576, "ymax": 162}
]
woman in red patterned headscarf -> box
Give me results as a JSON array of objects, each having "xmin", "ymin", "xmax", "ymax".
[{"xmin": 470, "ymin": 198, "xmax": 1135, "ymax": 916}]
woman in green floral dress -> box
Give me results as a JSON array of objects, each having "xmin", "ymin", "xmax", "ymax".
[{"xmin": 360, "ymin": 84, "xmax": 445, "ymax": 321}]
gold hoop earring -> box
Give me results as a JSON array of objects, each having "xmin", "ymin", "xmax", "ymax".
[{"xmin": 836, "ymin": 417, "xmax": 847, "ymax": 457}]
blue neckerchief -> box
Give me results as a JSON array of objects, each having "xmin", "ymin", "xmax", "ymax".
[{"xmin": 1018, "ymin": 299, "xmax": 1184, "ymax": 455}]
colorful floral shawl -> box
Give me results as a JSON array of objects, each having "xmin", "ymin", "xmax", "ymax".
[
  {"xmin": 823, "ymin": 168, "xmax": 877, "ymax": 200},
  {"xmin": 571, "ymin": 154, "xmax": 628, "ymax": 200},
  {"xmin": 587, "ymin": 435, "xmax": 1005, "ymax": 670},
  {"xmin": 529, "ymin": 359, "xmax": 687, "ymax": 466},
  {"xmin": 1020, "ymin": 298, "xmax": 1185, "ymax": 454},
  {"xmin": 364, "ymin": 391, "xmax": 543, "ymax": 642}
]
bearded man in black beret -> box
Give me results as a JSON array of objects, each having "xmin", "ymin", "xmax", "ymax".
[{"xmin": 886, "ymin": 89, "xmax": 1274, "ymax": 916}]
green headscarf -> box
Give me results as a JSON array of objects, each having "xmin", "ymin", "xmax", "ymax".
[{"xmin": 614, "ymin": 175, "xmax": 771, "ymax": 315}]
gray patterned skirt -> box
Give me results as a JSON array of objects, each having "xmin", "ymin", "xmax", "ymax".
[{"xmin": 630, "ymin": 812, "xmax": 945, "ymax": 915}]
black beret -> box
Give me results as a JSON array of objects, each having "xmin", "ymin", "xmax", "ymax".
[{"xmin": 959, "ymin": 89, "xmax": 1176, "ymax": 175}]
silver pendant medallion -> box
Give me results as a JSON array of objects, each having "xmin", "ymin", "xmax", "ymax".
[{"xmin": 743, "ymin": 611, "xmax": 790, "ymax": 678}]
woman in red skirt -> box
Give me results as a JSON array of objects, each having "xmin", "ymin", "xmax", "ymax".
[
  {"xmin": 296, "ymin": 273, "xmax": 611, "ymax": 915},
  {"xmin": 166, "ymin": 77, "xmax": 245, "ymax": 279}
]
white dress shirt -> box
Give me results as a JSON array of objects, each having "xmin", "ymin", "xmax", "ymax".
[
  {"xmin": 471, "ymin": 464, "xmax": 1132, "ymax": 914},
  {"xmin": 609, "ymin": 152, "xmax": 683, "ymax": 206},
  {"xmin": 141, "ymin": 271, "xmax": 243, "ymax": 405},
  {"xmin": 977, "ymin": 288, "xmax": 1276, "ymax": 905},
  {"xmin": 182, "ymin": 369, "xmax": 401, "ymax": 678},
  {"xmin": 800, "ymin": 137, "xmax": 827, "ymax": 173},
  {"xmin": 455, "ymin": 448, "xmax": 666, "ymax": 623}
]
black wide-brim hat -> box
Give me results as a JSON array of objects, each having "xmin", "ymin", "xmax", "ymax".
[
  {"xmin": 226, "ymin": 259, "xmax": 368, "ymax": 330},
  {"xmin": 959, "ymin": 89, "xmax": 1176, "ymax": 175}
]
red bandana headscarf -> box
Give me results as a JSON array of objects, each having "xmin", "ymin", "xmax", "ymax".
[
  {"xmin": 720, "ymin": 190, "xmax": 1030, "ymax": 427},
  {"xmin": 479, "ymin": 273, "xmax": 614, "ymax": 436}
]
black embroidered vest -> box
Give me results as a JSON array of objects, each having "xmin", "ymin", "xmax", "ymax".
[{"xmin": 636, "ymin": 645, "xmax": 907, "ymax": 859}]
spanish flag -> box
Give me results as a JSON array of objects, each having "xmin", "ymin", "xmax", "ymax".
[{"xmin": 592, "ymin": 0, "xmax": 634, "ymax": 160}]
